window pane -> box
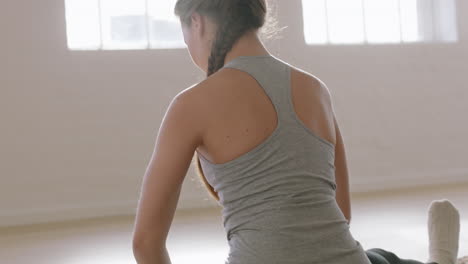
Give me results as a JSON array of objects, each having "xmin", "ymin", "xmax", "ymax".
[
  {"xmin": 302, "ymin": 0, "xmax": 328, "ymax": 44},
  {"xmin": 416, "ymin": 0, "xmax": 434, "ymax": 41},
  {"xmin": 400, "ymin": 0, "xmax": 420, "ymax": 42},
  {"xmin": 65, "ymin": 0, "xmax": 101, "ymax": 50},
  {"xmin": 100, "ymin": 0, "xmax": 148, "ymax": 50},
  {"xmin": 432, "ymin": 0, "xmax": 458, "ymax": 42},
  {"xmin": 148, "ymin": 0, "xmax": 185, "ymax": 48},
  {"xmin": 363, "ymin": 0, "xmax": 401, "ymax": 43},
  {"xmin": 326, "ymin": 0, "xmax": 365, "ymax": 44},
  {"xmin": 301, "ymin": 0, "xmax": 457, "ymax": 46}
]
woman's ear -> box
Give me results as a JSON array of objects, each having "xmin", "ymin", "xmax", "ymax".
[{"xmin": 190, "ymin": 12, "xmax": 205, "ymax": 38}]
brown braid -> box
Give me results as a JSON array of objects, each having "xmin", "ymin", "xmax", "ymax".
[{"xmin": 175, "ymin": 0, "xmax": 267, "ymax": 203}]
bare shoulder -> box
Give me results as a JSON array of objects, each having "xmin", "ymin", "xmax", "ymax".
[
  {"xmin": 182, "ymin": 68, "xmax": 246, "ymax": 101},
  {"xmin": 173, "ymin": 69, "xmax": 238, "ymax": 122},
  {"xmin": 287, "ymin": 63, "xmax": 337, "ymax": 146},
  {"xmin": 289, "ymin": 64, "xmax": 334, "ymax": 111},
  {"xmin": 290, "ymin": 65, "xmax": 332, "ymax": 99}
]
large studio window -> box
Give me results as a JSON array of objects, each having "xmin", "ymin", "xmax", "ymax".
[
  {"xmin": 64, "ymin": 0, "xmax": 185, "ymax": 50},
  {"xmin": 302, "ymin": 0, "xmax": 458, "ymax": 45}
]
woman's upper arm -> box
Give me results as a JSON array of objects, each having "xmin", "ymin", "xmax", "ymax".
[
  {"xmin": 333, "ymin": 113, "xmax": 352, "ymax": 224},
  {"xmin": 132, "ymin": 88, "xmax": 204, "ymax": 248},
  {"xmin": 318, "ymin": 80, "xmax": 352, "ymax": 224}
]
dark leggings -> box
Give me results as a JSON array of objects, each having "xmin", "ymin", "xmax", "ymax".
[{"xmin": 366, "ymin": 248, "xmax": 438, "ymax": 264}]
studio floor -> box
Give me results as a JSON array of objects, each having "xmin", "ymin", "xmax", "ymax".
[{"xmin": 1, "ymin": 183, "xmax": 467, "ymax": 264}]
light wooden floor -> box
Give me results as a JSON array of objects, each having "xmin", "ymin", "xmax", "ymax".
[{"xmin": 1, "ymin": 183, "xmax": 467, "ymax": 264}]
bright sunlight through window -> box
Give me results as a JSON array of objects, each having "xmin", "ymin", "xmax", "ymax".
[
  {"xmin": 302, "ymin": 0, "xmax": 458, "ymax": 45},
  {"xmin": 65, "ymin": 0, "xmax": 185, "ymax": 50}
]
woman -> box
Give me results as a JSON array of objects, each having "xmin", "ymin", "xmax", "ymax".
[{"xmin": 132, "ymin": 1, "xmax": 461, "ymax": 263}]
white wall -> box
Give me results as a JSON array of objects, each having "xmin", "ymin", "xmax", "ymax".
[{"xmin": 1, "ymin": 0, "xmax": 467, "ymax": 227}]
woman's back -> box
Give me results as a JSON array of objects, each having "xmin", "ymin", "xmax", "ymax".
[
  {"xmin": 195, "ymin": 55, "xmax": 372, "ymax": 264},
  {"xmin": 195, "ymin": 55, "xmax": 335, "ymax": 167}
]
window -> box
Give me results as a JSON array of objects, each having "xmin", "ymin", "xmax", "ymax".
[
  {"xmin": 64, "ymin": 0, "xmax": 185, "ymax": 50},
  {"xmin": 302, "ymin": 0, "xmax": 458, "ymax": 45}
]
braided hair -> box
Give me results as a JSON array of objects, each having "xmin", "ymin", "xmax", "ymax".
[{"xmin": 175, "ymin": 0, "xmax": 267, "ymax": 202}]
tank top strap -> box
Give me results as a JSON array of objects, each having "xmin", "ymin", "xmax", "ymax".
[{"xmin": 221, "ymin": 55, "xmax": 295, "ymax": 125}]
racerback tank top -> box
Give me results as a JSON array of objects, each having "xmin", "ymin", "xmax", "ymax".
[{"xmin": 197, "ymin": 55, "xmax": 372, "ymax": 264}]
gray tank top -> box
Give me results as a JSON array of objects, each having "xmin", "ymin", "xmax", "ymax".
[{"xmin": 197, "ymin": 55, "xmax": 371, "ymax": 264}]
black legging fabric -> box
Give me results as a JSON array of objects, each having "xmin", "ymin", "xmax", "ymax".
[{"xmin": 366, "ymin": 248, "xmax": 438, "ymax": 264}]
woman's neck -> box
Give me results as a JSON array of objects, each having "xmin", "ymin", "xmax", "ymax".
[{"xmin": 223, "ymin": 31, "xmax": 270, "ymax": 65}]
